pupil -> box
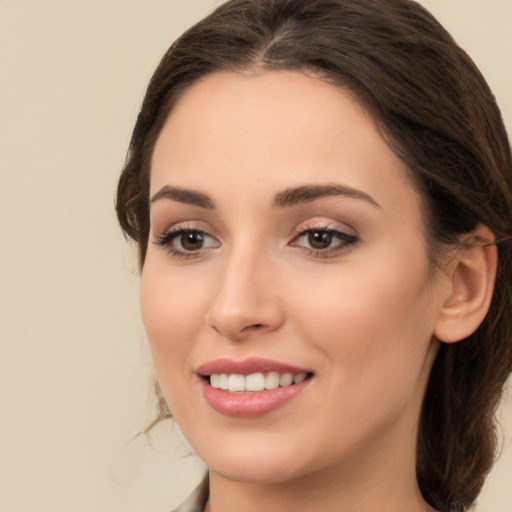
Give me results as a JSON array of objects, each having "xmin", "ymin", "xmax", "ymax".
[
  {"xmin": 181, "ymin": 232, "xmax": 203, "ymax": 250},
  {"xmin": 308, "ymin": 231, "xmax": 332, "ymax": 249}
]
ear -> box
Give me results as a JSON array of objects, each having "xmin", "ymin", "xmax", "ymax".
[{"xmin": 434, "ymin": 225, "xmax": 497, "ymax": 344}]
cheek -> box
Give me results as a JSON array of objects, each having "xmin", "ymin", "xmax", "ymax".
[
  {"xmin": 292, "ymin": 276, "xmax": 435, "ymax": 442},
  {"xmin": 288, "ymin": 247, "xmax": 436, "ymax": 385},
  {"xmin": 140, "ymin": 262, "xmax": 207, "ymax": 368},
  {"xmin": 139, "ymin": 262, "xmax": 212, "ymax": 420}
]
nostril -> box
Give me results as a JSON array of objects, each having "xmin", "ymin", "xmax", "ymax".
[{"xmin": 242, "ymin": 323, "xmax": 263, "ymax": 332}]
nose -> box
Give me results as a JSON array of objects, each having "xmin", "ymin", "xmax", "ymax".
[{"xmin": 206, "ymin": 247, "xmax": 284, "ymax": 341}]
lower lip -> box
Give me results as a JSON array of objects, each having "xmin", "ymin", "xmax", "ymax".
[{"xmin": 200, "ymin": 377, "xmax": 311, "ymax": 418}]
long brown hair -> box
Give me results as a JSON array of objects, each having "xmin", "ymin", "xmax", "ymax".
[{"xmin": 116, "ymin": 1, "xmax": 512, "ymax": 510}]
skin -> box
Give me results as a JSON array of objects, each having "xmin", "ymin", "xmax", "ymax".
[{"xmin": 141, "ymin": 70, "xmax": 453, "ymax": 512}]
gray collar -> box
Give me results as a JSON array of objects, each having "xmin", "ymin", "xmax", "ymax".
[{"xmin": 172, "ymin": 474, "xmax": 209, "ymax": 512}]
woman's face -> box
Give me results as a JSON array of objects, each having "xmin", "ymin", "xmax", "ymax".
[{"xmin": 141, "ymin": 71, "xmax": 451, "ymax": 486}]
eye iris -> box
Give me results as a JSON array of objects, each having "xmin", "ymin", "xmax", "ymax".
[
  {"xmin": 308, "ymin": 231, "xmax": 332, "ymax": 249},
  {"xmin": 181, "ymin": 231, "xmax": 204, "ymax": 250}
]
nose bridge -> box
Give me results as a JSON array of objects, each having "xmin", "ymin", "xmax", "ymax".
[{"xmin": 207, "ymin": 238, "xmax": 282, "ymax": 340}]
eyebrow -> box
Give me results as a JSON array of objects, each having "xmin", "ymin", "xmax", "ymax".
[
  {"xmin": 272, "ymin": 183, "xmax": 381, "ymax": 209},
  {"xmin": 150, "ymin": 186, "xmax": 215, "ymax": 209},
  {"xmin": 150, "ymin": 182, "xmax": 380, "ymax": 210}
]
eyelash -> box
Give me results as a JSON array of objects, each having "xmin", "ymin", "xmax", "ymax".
[
  {"xmin": 291, "ymin": 226, "xmax": 358, "ymax": 258},
  {"xmin": 154, "ymin": 226, "xmax": 217, "ymax": 259},
  {"xmin": 153, "ymin": 224, "xmax": 358, "ymax": 259}
]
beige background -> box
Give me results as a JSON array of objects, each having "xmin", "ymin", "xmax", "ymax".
[{"xmin": 0, "ymin": 0, "xmax": 510, "ymax": 511}]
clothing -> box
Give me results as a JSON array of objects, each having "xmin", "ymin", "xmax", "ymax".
[{"xmin": 172, "ymin": 474, "xmax": 209, "ymax": 512}]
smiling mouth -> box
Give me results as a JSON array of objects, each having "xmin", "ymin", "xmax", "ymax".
[
  {"xmin": 207, "ymin": 371, "xmax": 312, "ymax": 393},
  {"xmin": 197, "ymin": 358, "xmax": 314, "ymax": 416}
]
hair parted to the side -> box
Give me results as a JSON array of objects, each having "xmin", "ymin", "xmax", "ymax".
[{"xmin": 116, "ymin": 0, "xmax": 512, "ymax": 510}]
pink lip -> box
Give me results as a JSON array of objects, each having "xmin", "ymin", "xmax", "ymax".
[
  {"xmin": 197, "ymin": 357, "xmax": 311, "ymax": 376},
  {"xmin": 196, "ymin": 357, "xmax": 313, "ymax": 419}
]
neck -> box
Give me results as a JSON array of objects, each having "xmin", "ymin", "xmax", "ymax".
[
  {"xmin": 206, "ymin": 474, "xmax": 436, "ymax": 512},
  {"xmin": 205, "ymin": 435, "xmax": 437, "ymax": 512}
]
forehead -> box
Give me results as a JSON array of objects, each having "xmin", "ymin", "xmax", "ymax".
[{"xmin": 150, "ymin": 70, "xmax": 419, "ymax": 215}]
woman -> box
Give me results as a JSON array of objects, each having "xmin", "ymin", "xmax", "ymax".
[{"xmin": 116, "ymin": 0, "xmax": 512, "ymax": 510}]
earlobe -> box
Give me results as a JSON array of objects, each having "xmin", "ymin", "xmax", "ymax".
[{"xmin": 434, "ymin": 225, "xmax": 497, "ymax": 344}]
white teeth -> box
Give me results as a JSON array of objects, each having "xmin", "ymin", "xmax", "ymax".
[
  {"xmin": 294, "ymin": 373, "xmax": 306, "ymax": 384},
  {"xmin": 279, "ymin": 373, "xmax": 294, "ymax": 386},
  {"xmin": 228, "ymin": 374, "xmax": 245, "ymax": 392},
  {"xmin": 246, "ymin": 372, "xmax": 265, "ymax": 391},
  {"xmin": 219, "ymin": 374, "xmax": 229, "ymax": 390},
  {"xmin": 265, "ymin": 371, "xmax": 280, "ymax": 389},
  {"xmin": 210, "ymin": 374, "xmax": 220, "ymax": 388},
  {"xmin": 209, "ymin": 371, "xmax": 309, "ymax": 392}
]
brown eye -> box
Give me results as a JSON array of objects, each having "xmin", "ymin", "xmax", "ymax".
[
  {"xmin": 181, "ymin": 231, "xmax": 204, "ymax": 251},
  {"xmin": 290, "ymin": 227, "xmax": 358, "ymax": 257},
  {"xmin": 154, "ymin": 228, "xmax": 219, "ymax": 257},
  {"xmin": 308, "ymin": 231, "xmax": 333, "ymax": 249}
]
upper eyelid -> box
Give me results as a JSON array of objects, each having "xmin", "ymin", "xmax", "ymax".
[
  {"xmin": 156, "ymin": 225, "xmax": 217, "ymax": 243},
  {"xmin": 152, "ymin": 217, "xmax": 358, "ymax": 243},
  {"xmin": 293, "ymin": 218, "xmax": 358, "ymax": 236},
  {"xmin": 153, "ymin": 220, "xmax": 218, "ymax": 238},
  {"xmin": 292, "ymin": 227, "xmax": 358, "ymax": 243}
]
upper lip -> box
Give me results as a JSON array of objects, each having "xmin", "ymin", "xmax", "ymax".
[{"xmin": 197, "ymin": 357, "xmax": 312, "ymax": 376}]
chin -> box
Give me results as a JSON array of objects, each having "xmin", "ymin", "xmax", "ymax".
[
  {"xmin": 208, "ymin": 456, "xmax": 307, "ymax": 486},
  {"xmin": 192, "ymin": 431, "xmax": 313, "ymax": 485}
]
